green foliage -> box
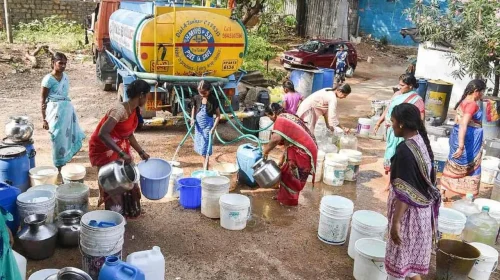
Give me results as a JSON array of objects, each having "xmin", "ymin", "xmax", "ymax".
[
  {"xmin": 11, "ymin": 16, "xmax": 85, "ymax": 52},
  {"xmin": 242, "ymin": 33, "xmax": 286, "ymax": 82},
  {"xmin": 405, "ymin": 0, "xmax": 500, "ymax": 91},
  {"xmin": 284, "ymin": 15, "xmax": 297, "ymax": 27},
  {"xmin": 380, "ymin": 36, "xmax": 389, "ymax": 46}
]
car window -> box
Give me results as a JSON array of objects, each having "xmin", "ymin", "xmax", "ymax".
[
  {"xmin": 299, "ymin": 41, "xmax": 323, "ymax": 52},
  {"xmin": 325, "ymin": 45, "xmax": 336, "ymax": 54}
]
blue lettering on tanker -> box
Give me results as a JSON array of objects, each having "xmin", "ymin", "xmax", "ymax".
[{"xmin": 182, "ymin": 27, "xmax": 215, "ymax": 63}]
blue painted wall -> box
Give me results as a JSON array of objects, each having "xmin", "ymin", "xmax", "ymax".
[{"xmin": 358, "ymin": 0, "xmax": 417, "ymax": 46}]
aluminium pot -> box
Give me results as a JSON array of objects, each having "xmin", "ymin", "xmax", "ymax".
[
  {"xmin": 44, "ymin": 267, "xmax": 92, "ymax": 280},
  {"xmin": 5, "ymin": 116, "xmax": 34, "ymax": 142},
  {"xmin": 98, "ymin": 160, "xmax": 139, "ymax": 196},
  {"xmin": 55, "ymin": 209, "xmax": 83, "ymax": 247},
  {"xmin": 252, "ymin": 158, "xmax": 281, "ymax": 188},
  {"xmin": 17, "ymin": 213, "xmax": 57, "ymax": 260}
]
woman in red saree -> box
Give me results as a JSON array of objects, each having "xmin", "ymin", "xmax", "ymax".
[
  {"xmin": 263, "ymin": 103, "xmax": 318, "ymax": 206},
  {"xmin": 89, "ymin": 80, "xmax": 151, "ymax": 218}
]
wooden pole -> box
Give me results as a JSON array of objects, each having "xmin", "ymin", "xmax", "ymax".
[{"xmin": 3, "ymin": 0, "xmax": 12, "ymax": 43}]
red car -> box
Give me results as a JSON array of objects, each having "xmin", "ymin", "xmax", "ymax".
[{"xmin": 280, "ymin": 39, "xmax": 358, "ymax": 70}]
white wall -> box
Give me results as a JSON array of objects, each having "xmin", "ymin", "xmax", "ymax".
[{"xmin": 415, "ymin": 42, "xmax": 494, "ymax": 109}]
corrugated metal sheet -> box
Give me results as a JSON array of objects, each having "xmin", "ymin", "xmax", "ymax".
[{"xmin": 304, "ymin": 0, "xmax": 349, "ymax": 40}]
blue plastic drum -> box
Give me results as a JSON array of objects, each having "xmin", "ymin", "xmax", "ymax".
[
  {"xmin": 0, "ymin": 146, "xmax": 30, "ymax": 192},
  {"xmin": 0, "ymin": 183, "xmax": 21, "ymax": 234},
  {"xmin": 2, "ymin": 137, "xmax": 36, "ymax": 168}
]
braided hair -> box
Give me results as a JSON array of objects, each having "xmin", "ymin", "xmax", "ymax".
[
  {"xmin": 454, "ymin": 79, "xmax": 487, "ymax": 110},
  {"xmin": 392, "ymin": 103, "xmax": 434, "ymax": 164}
]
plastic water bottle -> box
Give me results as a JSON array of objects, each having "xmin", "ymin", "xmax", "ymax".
[
  {"xmin": 462, "ymin": 206, "xmax": 499, "ymax": 246},
  {"xmin": 126, "ymin": 246, "xmax": 165, "ymax": 280},
  {"xmin": 451, "ymin": 193, "xmax": 480, "ymax": 217}
]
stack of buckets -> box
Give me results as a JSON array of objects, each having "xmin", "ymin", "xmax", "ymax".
[
  {"xmin": 16, "ymin": 189, "xmax": 56, "ymax": 228},
  {"xmin": 80, "ymin": 210, "xmax": 125, "ymax": 279},
  {"xmin": 347, "ymin": 210, "xmax": 388, "ymax": 259},
  {"xmin": 317, "ymin": 195, "xmax": 354, "ymax": 245},
  {"xmin": 339, "ymin": 149, "xmax": 362, "ymax": 182},
  {"xmin": 308, "ymin": 150, "xmax": 326, "ymax": 183}
]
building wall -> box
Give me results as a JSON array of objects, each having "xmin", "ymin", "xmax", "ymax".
[
  {"xmin": 0, "ymin": 0, "xmax": 96, "ymax": 28},
  {"xmin": 358, "ymin": 0, "xmax": 416, "ymax": 46}
]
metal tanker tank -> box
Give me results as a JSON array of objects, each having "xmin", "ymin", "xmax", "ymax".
[{"xmin": 108, "ymin": 5, "xmax": 247, "ymax": 77}]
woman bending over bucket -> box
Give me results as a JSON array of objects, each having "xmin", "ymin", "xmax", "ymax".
[
  {"xmin": 41, "ymin": 52, "xmax": 85, "ymax": 168},
  {"xmin": 385, "ymin": 103, "xmax": 441, "ymax": 280},
  {"xmin": 190, "ymin": 80, "xmax": 221, "ymax": 169},
  {"xmin": 262, "ymin": 103, "xmax": 318, "ymax": 206},
  {"xmin": 89, "ymin": 80, "xmax": 151, "ymax": 218}
]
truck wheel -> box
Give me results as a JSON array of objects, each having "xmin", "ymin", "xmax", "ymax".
[
  {"xmin": 96, "ymin": 53, "xmax": 114, "ymax": 91},
  {"xmin": 215, "ymin": 119, "xmax": 243, "ymax": 144}
]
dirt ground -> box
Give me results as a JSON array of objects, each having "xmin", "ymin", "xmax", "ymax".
[{"xmin": 0, "ymin": 44, "xmax": 497, "ymax": 280}]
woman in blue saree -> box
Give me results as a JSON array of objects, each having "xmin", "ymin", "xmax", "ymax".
[
  {"xmin": 41, "ymin": 52, "xmax": 85, "ymax": 168},
  {"xmin": 441, "ymin": 80, "xmax": 486, "ymax": 201},
  {"xmin": 330, "ymin": 45, "xmax": 350, "ymax": 84}
]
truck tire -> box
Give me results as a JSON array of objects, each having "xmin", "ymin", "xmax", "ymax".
[
  {"xmin": 215, "ymin": 119, "xmax": 244, "ymax": 144},
  {"xmin": 96, "ymin": 53, "xmax": 115, "ymax": 92}
]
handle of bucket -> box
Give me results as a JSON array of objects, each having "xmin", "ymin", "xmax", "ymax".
[
  {"xmin": 371, "ymin": 259, "xmax": 387, "ymax": 275},
  {"xmin": 79, "ymin": 238, "xmax": 123, "ymax": 256}
]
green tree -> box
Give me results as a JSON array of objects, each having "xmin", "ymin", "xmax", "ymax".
[{"xmin": 406, "ymin": 0, "xmax": 500, "ymax": 95}]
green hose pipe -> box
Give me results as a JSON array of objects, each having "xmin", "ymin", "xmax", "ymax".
[{"xmin": 134, "ymin": 72, "xmax": 229, "ymax": 83}]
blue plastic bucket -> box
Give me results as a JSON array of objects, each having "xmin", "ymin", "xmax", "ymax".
[
  {"xmin": 0, "ymin": 182, "xmax": 21, "ymax": 234},
  {"xmin": 0, "ymin": 146, "xmax": 30, "ymax": 192},
  {"xmin": 177, "ymin": 178, "xmax": 201, "ymax": 209},
  {"xmin": 138, "ymin": 158, "xmax": 172, "ymax": 200},
  {"xmin": 416, "ymin": 78, "xmax": 428, "ymax": 101}
]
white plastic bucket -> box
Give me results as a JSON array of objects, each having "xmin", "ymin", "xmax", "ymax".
[
  {"xmin": 16, "ymin": 190, "xmax": 56, "ymax": 228},
  {"xmin": 166, "ymin": 167, "xmax": 183, "ymax": 198},
  {"xmin": 353, "ymin": 238, "xmax": 387, "ymax": 280},
  {"xmin": 308, "ymin": 150, "xmax": 326, "ymax": 183},
  {"xmin": 481, "ymin": 156, "xmax": 500, "ymax": 185},
  {"xmin": 339, "ymin": 149, "xmax": 362, "ymax": 181},
  {"xmin": 29, "ymin": 166, "xmax": 58, "ymax": 187},
  {"xmin": 469, "ymin": 242, "xmax": 499, "ymax": 280},
  {"xmin": 357, "ymin": 118, "xmax": 373, "ymax": 138},
  {"xmin": 219, "ymin": 194, "xmax": 251, "ymax": 230},
  {"xmin": 61, "ymin": 164, "xmax": 86, "ymax": 183},
  {"xmin": 28, "ymin": 269, "xmax": 60, "ymax": 280},
  {"xmin": 317, "ymin": 195, "xmax": 354, "ymax": 245},
  {"xmin": 201, "ymin": 176, "xmax": 230, "ymax": 219},
  {"xmin": 431, "ymin": 140, "xmax": 449, "ymax": 178},
  {"xmin": 438, "ymin": 207, "xmax": 467, "ymax": 240},
  {"xmin": 258, "ymin": 116, "xmax": 274, "ymax": 141},
  {"xmin": 56, "ymin": 183, "xmax": 89, "ymax": 214},
  {"xmin": 322, "ymin": 153, "xmax": 348, "ymax": 186},
  {"xmin": 80, "ymin": 210, "xmax": 126, "ymax": 256},
  {"xmin": 348, "ymin": 210, "xmax": 388, "ymax": 259},
  {"xmin": 212, "ymin": 163, "xmax": 239, "ymax": 191}
]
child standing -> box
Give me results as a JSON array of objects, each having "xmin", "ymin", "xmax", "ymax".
[
  {"xmin": 190, "ymin": 80, "xmax": 221, "ymax": 168},
  {"xmin": 282, "ymin": 80, "xmax": 302, "ymax": 115}
]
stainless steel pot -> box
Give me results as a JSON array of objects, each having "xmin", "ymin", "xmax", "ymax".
[
  {"xmin": 98, "ymin": 161, "xmax": 139, "ymax": 196},
  {"xmin": 5, "ymin": 116, "xmax": 34, "ymax": 142},
  {"xmin": 252, "ymin": 158, "xmax": 281, "ymax": 188},
  {"xmin": 55, "ymin": 210, "xmax": 83, "ymax": 247},
  {"xmin": 17, "ymin": 214, "xmax": 57, "ymax": 260},
  {"xmin": 44, "ymin": 267, "xmax": 92, "ymax": 280}
]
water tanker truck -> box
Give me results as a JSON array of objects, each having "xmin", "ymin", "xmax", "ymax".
[{"xmin": 87, "ymin": 0, "xmax": 265, "ymax": 133}]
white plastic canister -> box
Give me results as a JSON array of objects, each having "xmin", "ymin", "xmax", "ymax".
[
  {"xmin": 317, "ymin": 195, "xmax": 354, "ymax": 245},
  {"xmin": 308, "ymin": 150, "xmax": 326, "ymax": 183},
  {"xmin": 126, "ymin": 246, "xmax": 166, "ymax": 280},
  {"xmin": 201, "ymin": 176, "xmax": 230, "ymax": 219},
  {"xmin": 166, "ymin": 167, "xmax": 183, "ymax": 199},
  {"xmin": 347, "ymin": 210, "xmax": 388, "ymax": 259},
  {"xmin": 219, "ymin": 194, "xmax": 251, "ymax": 230},
  {"xmin": 322, "ymin": 153, "xmax": 349, "ymax": 186},
  {"xmin": 357, "ymin": 118, "xmax": 373, "ymax": 138},
  {"xmin": 481, "ymin": 156, "xmax": 500, "ymax": 185},
  {"xmin": 339, "ymin": 149, "xmax": 362, "ymax": 181}
]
